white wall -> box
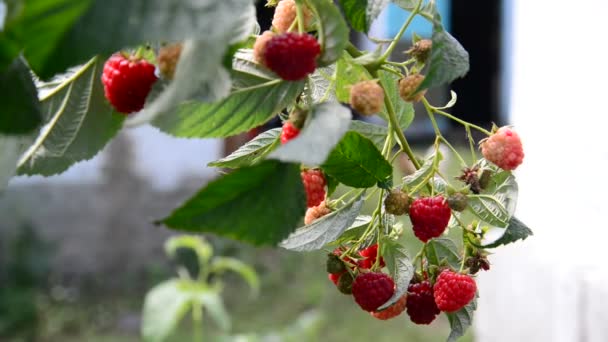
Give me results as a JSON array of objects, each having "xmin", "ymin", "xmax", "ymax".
[{"xmin": 475, "ymin": 1, "xmax": 608, "ymax": 341}]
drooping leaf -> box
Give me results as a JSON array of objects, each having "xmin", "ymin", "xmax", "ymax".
[
  {"xmin": 20, "ymin": 0, "xmax": 254, "ymax": 80},
  {"xmin": 330, "ymin": 215, "xmax": 373, "ymax": 245},
  {"xmin": 378, "ymin": 238, "xmax": 414, "ymax": 310},
  {"xmin": 307, "ymin": 0, "xmax": 349, "ymax": 66},
  {"xmin": 17, "ymin": 57, "xmax": 124, "ymax": 176},
  {"xmin": 160, "ymin": 161, "xmax": 306, "ymax": 246},
  {"xmin": 141, "ymin": 279, "xmax": 195, "ymax": 342},
  {"xmin": 417, "ymin": 12, "xmax": 470, "ymax": 91},
  {"xmin": 153, "ymin": 50, "xmax": 304, "ymax": 138},
  {"xmin": 482, "ymin": 217, "xmax": 533, "ymax": 249},
  {"xmin": 467, "ymin": 194, "xmax": 510, "ymax": 228},
  {"xmin": 403, "ymin": 152, "xmax": 442, "ymax": 191},
  {"xmin": 446, "ymin": 299, "xmax": 476, "ymax": 342},
  {"xmin": 197, "ymin": 288, "xmax": 231, "ymax": 332},
  {"xmin": 269, "ymin": 102, "xmax": 351, "ymax": 166},
  {"xmin": 348, "ymin": 120, "xmax": 388, "ymax": 151},
  {"xmin": 322, "ymin": 131, "xmax": 393, "ymax": 188},
  {"xmin": 308, "ymin": 64, "xmax": 337, "ymax": 104},
  {"xmin": 209, "ymin": 257, "xmax": 260, "ymax": 297},
  {"xmin": 280, "ymin": 196, "xmax": 364, "ymax": 251},
  {"xmin": 337, "ymin": 0, "xmax": 389, "ymax": 33},
  {"xmin": 378, "ymin": 70, "xmax": 415, "ymax": 130},
  {"xmin": 164, "ymin": 235, "xmax": 213, "ymax": 266},
  {"xmin": 209, "ymin": 128, "xmax": 280, "ymax": 169},
  {"xmin": 426, "ymin": 237, "xmax": 461, "ymax": 269},
  {"xmin": 0, "ymin": 57, "xmax": 42, "ymax": 135},
  {"xmin": 335, "ymin": 55, "xmax": 371, "ymax": 103}
]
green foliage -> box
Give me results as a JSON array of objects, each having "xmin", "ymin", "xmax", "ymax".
[
  {"xmin": 209, "ymin": 128, "xmax": 280, "ymax": 169},
  {"xmin": 336, "ymin": 55, "xmax": 370, "ymax": 102},
  {"xmin": 322, "ymin": 132, "xmax": 393, "ymax": 188},
  {"xmin": 378, "ymin": 70, "xmax": 415, "ymax": 129},
  {"xmin": 160, "ymin": 161, "xmax": 306, "ymax": 246},
  {"xmin": 338, "ymin": 0, "xmax": 389, "ymax": 33},
  {"xmin": 307, "ymin": 0, "xmax": 349, "ymax": 67},
  {"xmin": 426, "ymin": 237, "xmax": 461, "ymax": 270},
  {"xmin": 446, "ymin": 300, "xmax": 476, "ymax": 342},
  {"xmin": 482, "ymin": 217, "xmax": 533, "ymax": 249},
  {"xmin": 378, "ymin": 238, "xmax": 414, "ymax": 310},
  {"xmin": 0, "ymin": 57, "xmax": 41, "ymax": 135}
]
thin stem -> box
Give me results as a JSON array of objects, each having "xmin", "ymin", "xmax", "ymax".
[
  {"xmin": 380, "ymin": 65, "xmax": 403, "ymax": 78},
  {"xmin": 439, "ymin": 136, "xmax": 467, "ymax": 167},
  {"xmin": 346, "ymin": 42, "xmax": 364, "ymax": 58},
  {"xmin": 295, "ymin": 0, "xmax": 305, "ymax": 33},
  {"xmin": 231, "ymin": 79, "xmax": 282, "ymax": 95},
  {"xmin": 459, "ymin": 242, "xmax": 468, "ymax": 273},
  {"xmin": 380, "ymin": 0, "xmax": 423, "ymax": 61},
  {"xmin": 192, "ymin": 302, "xmax": 203, "ymax": 342},
  {"xmin": 466, "ymin": 125, "xmax": 477, "ymax": 163},
  {"xmin": 433, "ymin": 109, "xmax": 492, "ymax": 136}
]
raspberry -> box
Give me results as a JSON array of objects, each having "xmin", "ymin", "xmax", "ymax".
[
  {"xmin": 384, "ymin": 189, "xmax": 410, "ymax": 216},
  {"xmin": 406, "ymin": 280, "xmax": 441, "ymax": 324},
  {"xmin": 351, "ymin": 272, "xmax": 395, "ymax": 312},
  {"xmin": 328, "ymin": 272, "xmax": 344, "ymax": 285},
  {"xmin": 253, "ymin": 31, "xmax": 276, "ymax": 64},
  {"xmin": 280, "ymin": 121, "xmax": 300, "ymax": 144},
  {"xmin": 349, "ymin": 80, "xmax": 384, "ymax": 116},
  {"xmin": 370, "ymin": 294, "xmax": 407, "ymax": 320},
  {"xmin": 333, "ymin": 247, "xmax": 357, "ymax": 270},
  {"xmin": 458, "ymin": 166, "xmax": 481, "ymax": 194},
  {"xmin": 101, "ymin": 53, "xmax": 158, "ymax": 114},
  {"xmin": 326, "ymin": 252, "xmax": 347, "ymax": 274},
  {"xmin": 305, "ymin": 201, "xmax": 331, "ymax": 225},
  {"xmin": 407, "ymin": 39, "xmax": 433, "ymax": 63},
  {"xmin": 272, "ymin": 0, "xmax": 313, "ymax": 33},
  {"xmin": 409, "ymin": 196, "xmax": 451, "ymax": 242},
  {"xmin": 447, "ymin": 192, "xmax": 468, "ymax": 212},
  {"xmin": 480, "ymin": 127, "xmax": 524, "ymax": 171},
  {"xmin": 301, "ymin": 169, "xmax": 326, "ymax": 208},
  {"xmin": 434, "ymin": 270, "xmax": 477, "ymax": 313},
  {"xmin": 398, "ymin": 74, "xmax": 427, "ymax": 102},
  {"xmin": 337, "ymin": 273, "xmax": 354, "ymax": 294},
  {"xmin": 357, "ymin": 244, "xmax": 385, "ymax": 269},
  {"xmin": 262, "ymin": 32, "xmax": 321, "ymax": 81},
  {"xmin": 157, "ymin": 43, "xmax": 183, "ymax": 80}
]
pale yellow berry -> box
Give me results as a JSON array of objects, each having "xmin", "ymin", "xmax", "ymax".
[
  {"xmin": 398, "ymin": 74, "xmax": 427, "ymax": 102},
  {"xmin": 349, "ymin": 80, "xmax": 385, "ymax": 116}
]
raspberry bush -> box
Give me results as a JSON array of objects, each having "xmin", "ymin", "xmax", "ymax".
[{"xmin": 0, "ymin": 0, "xmax": 534, "ymax": 341}]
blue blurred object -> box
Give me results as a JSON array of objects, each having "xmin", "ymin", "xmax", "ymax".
[{"xmin": 386, "ymin": 1, "xmax": 451, "ymax": 38}]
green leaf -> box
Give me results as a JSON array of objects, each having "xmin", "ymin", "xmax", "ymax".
[
  {"xmin": 0, "ymin": 57, "xmax": 42, "ymax": 135},
  {"xmin": 280, "ymin": 196, "xmax": 364, "ymax": 251},
  {"xmin": 348, "ymin": 120, "xmax": 388, "ymax": 151},
  {"xmin": 330, "ymin": 215, "xmax": 373, "ymax": 245},
  {"xmin": 326, "ymin": 174, "xmax": 340, "ymax": 197},
  {"xmin": 17, "ymin": 57, "xmax": 124, "ymax": 176},
  {"xmin": 208, "ymin": 128, "xmax": 280, "ymax": 169},
  {"xmin": 378, "ymin": 238, "xmax": 414, "ymax": 310},
  {"xmin": 322, "ymin": 131, "xmax": 393, "ymax": 188},
  {"xmin": 0, "ymin": 136, "xmax": 27, "ymax": 191},
  {"xmin": 141, "ymin": 279, "xmax": 194, "ymax": 342},
  {"xmin": 446, "ymin": 299, "xmax": 476, "ymax": 342},
  {"xmin": 198, "ymin": 288, "xmax": 231, "ymax": 332},
  {"xmin": 467, "ymin": 194, "xmax": 509, "ymax": 228},
  {"xmin": 165, "ymin": 235, "xmax": 213, "ymax": 267},
  {"xmin": 210, "ymin": 257, "xmax": 260, "ymax": 297},
  {"xmin": 308, "ymin": 64, "xmax": 337, "ymax": 104},
  {"xmin": 378, "ymin": 70, "xmax": 415, "ymax": 130},
  {"xmin": 307, "ymin": 0, "xmax": 349, "ymax": 66},
  {"xmin": 482, "ymin": 217, "xmax": 533, "ymax": 249},
  {"xmin": 160, "ymin": 161, "xmax": 306, "ymax": 246},
  {"xmin": 426, "ymin": 237, "xmax": 461, "ymax": 269},
  {"xmin": 152, "ymin": 62, "xmax": 304, "ymax": 138},
  {"xmin": 269, "ymin": 102, "xmax": 352, "ymax": 166},
  {"xmin": 338, "ymin": 0, "xmax": 389, "ymax": 33},
  {"xmin": 20, "ymin": 0, "xmax": 254, "ymax": 79},
  {"xmin": 484, "ymin": 170, "xmax": 518, "ymax": 217},
  {"xmin": 335, "ymin": 55, "xmax": 370, "ymax": 103},
  {"xmin": 418, "ymin": 16, "xmax": 470, "ymax": 91},
  {"xmin": 403, "ymin": 152, "xmax": 442, "ymax": 191}
]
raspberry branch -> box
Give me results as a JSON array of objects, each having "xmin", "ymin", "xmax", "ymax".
[{"xmin": 379, "ymin": 0, "xmax": 424, "ymax": 63}]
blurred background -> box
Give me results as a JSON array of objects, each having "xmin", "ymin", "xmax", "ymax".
[{"xmin": 1, "ymin": 0, "xmax": 607, "ymax": 341}]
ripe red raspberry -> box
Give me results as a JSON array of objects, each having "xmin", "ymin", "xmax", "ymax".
[
  {"xmin": 101, "ymin": 53, "xmax": 158, "ymax": 114},
  {"xmin": 272, "ymin": 0, "xmax": 313, "ymax": 33},
  {"xmin": 406, "ymin": 281, "xmax": 441, "ymax": 324},
  {"xmin": 280, "ymin": 121, "xmax": 300, "ymax": 144},
  {"xmin": 357, "ymin": 244, "xmax": 385, "ymax": 269},
  {"xmin": 409, "ymin": 196, "xmax": 451, "ymax": 242},
  {"xmin": 351, "ymin": 272, "xmax": 395, "ymax": 312},
  {"xmin": 480, "ymin": 127, "xmax": 524, "ymax": 171},
  {"xmin": 157, "ymin": 43, "xmax": 182, "ymax": 80},
  {"xmin": 349, "ymin": 80, "xmax": 384, "ymax": 116},
  {"xmin": 370, "ymin": 294, "xmax": 407, "ymax": 320},
  {"xmin": 328, "ymin": 272, "xmax": 344, "ymax": 285},
  {"xmin": 384, "ymin": 189, "xmax": 410, "ymax": 216},
  {"xmin": 301, "ymin": 169, "xmax": 326, "ymax": 208},
  {"xmin": 305, "ymin": 201, "xmax": 331, "ymax": 225},
  {"xmin": 253, "ymin": 31, "xmax": 276, "ymax": 64},
  {"xmin": 434, "ymin": 270, "xmax": 477, "ymax": 313},
  {"xmin": 262, "ymin": 32, "xmax": 321, "ymax": 81},
  {"xmin": 398, "ymin": 74, "xmax": 427, "ymax": 102}
]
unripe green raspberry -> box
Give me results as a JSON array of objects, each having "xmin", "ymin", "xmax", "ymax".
[
  {"xmin": 326, "ymin": 253, "xmax": 346, "ymax": 274},
  {"xmin": 447, "ymin": 192, "xmax": 468, "ymax": 212},
  {"xmin": 384, "ymin": 189, "xmax": 410, "ymax": 216},
  {"xmin": 337, "ymin": 273, "xmax": 354, "ymax": 294}
]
